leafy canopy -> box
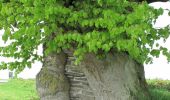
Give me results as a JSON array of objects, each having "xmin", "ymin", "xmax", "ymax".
[{"xmin": 0, "ymin": 0, "xmax": 170, "ymax": 71}]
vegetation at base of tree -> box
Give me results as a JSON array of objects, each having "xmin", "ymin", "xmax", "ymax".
[
  {"xmin": 0, "ymin": 79, "xmax": 170, "ymax": 100},
  {"xmin": 147, "ymin": 79, "xmax": 170, "ymax": 90},
  {"xmin": 147, "ymin": 79, "xmax": 170, "ymax": 100},
  {"xmin": 149, "ymin": 88, "xmax": 170, "ymax": 100},
  {"xmin": 0, "ymin": 78, "xmax": 39, "ymax": 100},
  {"xmin": 0, "ymin": 0, "xmax": 170, "ymax": 72}
]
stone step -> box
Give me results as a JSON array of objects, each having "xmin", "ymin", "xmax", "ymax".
[
  {"xmin": 65, "ymin": 70, "xmax": 82, "ymax": 74},
  {"xmin": 65, "ymin": 71, "xmax": 85, "ymax": 77},
  {"xmin": 70, "ymin": 89, "xmax": 95, "ymax": 99},
  {"xmin": 71, "ymin": 84, "xmax": 84, "ymax": 88},
  {"xmin": 71, "ymin": 85, "xmax": 92, "ymax": 91},
  {"xmin": 70, "ymin": 80, "xmax": 89, "ymax": 85},
  {"xmin": 65, "ymin": 53, "xmax": 95, "ymax": 99},
  {"xmin": 74, "ymin": 77, "xmax": 87, "ymax": 81},
  {"xmin": 66, "ymin": 75, "xmax": 74, "ymax": 79}
]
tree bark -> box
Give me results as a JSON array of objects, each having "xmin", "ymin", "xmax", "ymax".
[
  {"xmin": 36, "ymin": 51, "xmax": 150, "ymax": 100},
  {"xmin": 79, "ymin": 52, "xmax": 150, "ymax": 100},
  {"xmin": 36, "ymin": 52, "xmax": 70, "ymax": 100}
]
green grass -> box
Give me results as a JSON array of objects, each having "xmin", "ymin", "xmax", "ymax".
[
  {"xmin": 0, "ymin": 78, "xmax": 39, "ymax": 100},
  {"xmin": 149, "ymin": 88, "xmax": 170, "ymax": 100},
  {"xmin": 147, "ymin": 79, "xmax": 170, "ymax": 100},
  {"xmin": 0, "ymin": 79, "xmax": 170, "ymax": 100}
]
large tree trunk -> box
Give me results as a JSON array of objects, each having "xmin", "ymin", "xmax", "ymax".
[
  {"xmin": 36, "ymin": 52, "xmax": 70, "ymax": 100},
  {"xmin": 79, "ymin": 52, "xmax": 150, "ymax": 100},
  {"xmin": 36, "ymin": 50, "xmax": 150, "ymax": 100},
  {"xmin": 35, "ymin": 0, "xmax": 167, "ymax": 99}
]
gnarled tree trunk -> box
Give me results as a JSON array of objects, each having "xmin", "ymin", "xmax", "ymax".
[
  {"xmin": 36, "ymin": 51, "xmax": 150, "ymax": 100},
  {"xmin": 80, "ymin": 52, "xmax": 150, "ymax": 100},
  {"xmin": 35, "ymin": 0, "xmax": 169, "ymax": 99},
  {"xmin": 36, "ymin": 52, "xmax": 70, "ymax": 100}
]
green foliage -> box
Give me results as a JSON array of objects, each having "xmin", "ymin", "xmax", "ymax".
[{"xmin": 0, "ymin": 0, "xmax": 170, "ymax": 71}]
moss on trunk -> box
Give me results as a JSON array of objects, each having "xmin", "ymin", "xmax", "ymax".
[{"xmin": 36, "ymin": 52, "xmax": 70, "ymax": 100}]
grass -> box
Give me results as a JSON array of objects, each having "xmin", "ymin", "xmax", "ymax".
[
  {"xmin": 0, "ymin": 79, "xmax": 170, "ymax": 100},
  {"xmin": 147, "ymin": 79, "xmax": 170, "ymax": 100},
  {"xmin": 0, "ymin": 78, "xmax": 39, "ymax": 100},
  {"xmin": 149, "ymin": 88, "xmax": 170, "ymax": 100}
]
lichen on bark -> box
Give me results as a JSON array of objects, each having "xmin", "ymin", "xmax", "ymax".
[
  {"xmin": 37, "ymin": 67, "xmax": 68, "ymax": 94},
  {"xmin": 36, "ymin": 52, "xmax": 70, "ymax": 100}
]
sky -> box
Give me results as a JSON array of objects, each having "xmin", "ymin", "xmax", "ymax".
[
  {"xmin": 144, "ymin": 1, "xmax": 170, "ymax": 80},
  {"xmin": 0, "ymin": 1, "xmax": 170, "ymax": 79}
]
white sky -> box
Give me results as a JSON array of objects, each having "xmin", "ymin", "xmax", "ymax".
[
  {"xmin": 1, "ymin": 1, "xmax": 170, "ymax": 79},
  {"xmin": 144, "ymin": 1, "xmax": 170, "ymax": 80}
]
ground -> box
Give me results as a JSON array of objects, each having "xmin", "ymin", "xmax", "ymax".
[
  {"xmin": 0, "ymin": 79, "xmax": 170, "ymax": 100},
  {"xmin": 0, "ymin": 79, "xmax": 39, "ymax": 100}
]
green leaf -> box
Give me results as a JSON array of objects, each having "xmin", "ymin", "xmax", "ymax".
[{"xmin": 0, "ymin": 0, "xmax": 170, "ymax": 71}]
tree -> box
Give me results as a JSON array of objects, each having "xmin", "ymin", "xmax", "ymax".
[{"xmin": 0, "ymin": 0, "xmax": 169, "ymax": 100}]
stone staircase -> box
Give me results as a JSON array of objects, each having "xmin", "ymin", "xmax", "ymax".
[{"xmin": 64, "ymin": 50, "xmax": 95, "ymax": 100}]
